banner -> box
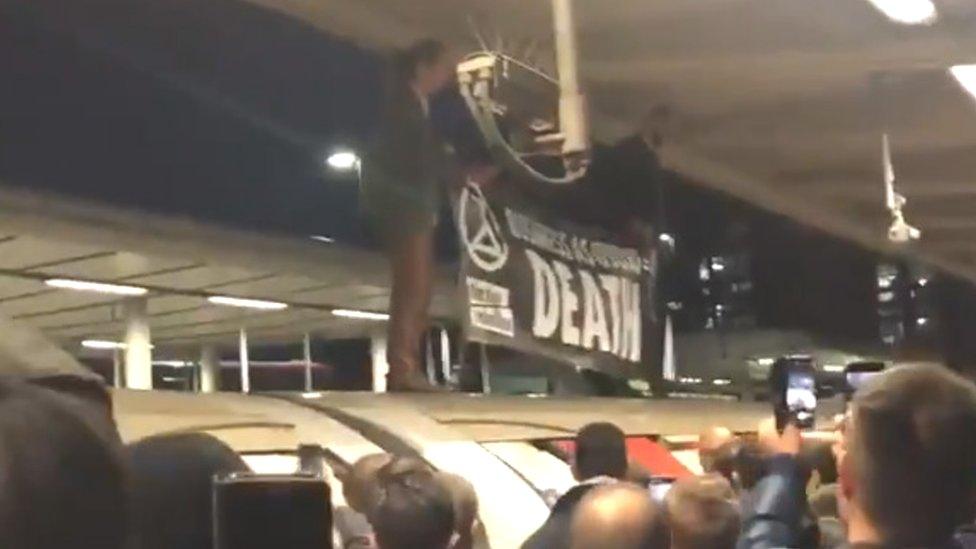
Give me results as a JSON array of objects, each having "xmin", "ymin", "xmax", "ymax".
[{"xmin": 456, "ymin": 177, "xmax": 656, "ymax": 376}]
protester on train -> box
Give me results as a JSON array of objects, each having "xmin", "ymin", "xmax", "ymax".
[
  {"xmin": 372, "ymin": 458, "xmax": 456, "ymax": 549},
  {"xmin": 360, "ymin": 37, "xmax": 457, "ymax": 393},
  {"xmin": 0, "ymin": 375, "xmax": 127, "ymax": 549},
  {"xmin": 522, "ymin": 422, "xmax": 629, "ymax": 549},
  {"xmin": 568, "ymin": 483, "xmax": 662, "ymax": 549},
  {"xmin": 738, "ymin": 364, "xmax": 976, "ymax": 549},
  {"xmin": 666, "ymin": 474, "xmax": 740, "ymax": 549},
  {"xmin": 126, "ymin": 432, "xmax": 251, "ymax": 549},
  {"xmin": 335, "ymin": 453, "xmax": 394, "ymax": 549}
]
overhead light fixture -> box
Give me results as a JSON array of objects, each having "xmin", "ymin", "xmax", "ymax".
[
  {"xmin": 46, "ymin": 278, "xmax": 148, "ymax": 296},
  {"xmin": 951, "ymin": 65, "xmax": 976, "ymax": 101},
  {"xmin": 208, "ymin": 296, "xmax": 289, "ymax": 311},
  {"xmin": 331, "ymin": 309, "xmax": 390, "ymax": 321},
  {"xmin": 865, "ymin": 0, "xmax": 937, "ymax": 25},
  {"xmin": 325, "ymin": 151, "xmax": 361, "ymax": 172},
  {"xmin": 309, "ymin": 235, "xmax": 335, "ymax": 244},
  {"xmin": 822, "ymin": 364, "xmax": 846, "ymax": 373},
  {"xmin": 757, "ymin": 358, "xmax": 776, "ymax": 367},
  {"xmin": 712, "ymin": 378, "xmax": 732, "ymax": 386},
  {"xmin": 82, "ymin": 339, "xmax": 127, "ymax": 350}
]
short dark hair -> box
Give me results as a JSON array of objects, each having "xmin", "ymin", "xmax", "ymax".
[
  {"xmin": 127, "ymin": 433, "xmax": 250, "ymax": 549},
  {"xmin": 665, "ymin": 474, "xmax": 740, "ymax": 549},
  {"xmin": 392, "ymin": 39, "xmax": 446, "ymax": 85},
  {"xmin": 575, "ymin": 422, "xmax": 628, "ymax": 480},
  {"xmin": 0, "ymin": 376, "xmax": 126, "ymax": 549},
  {"xmin": 851, "ymin": 364, "xmax": 976, "ymax": 546},
  {"xmin": 372, "ymin": 458, "xmax": 455, "ymax": 549}
]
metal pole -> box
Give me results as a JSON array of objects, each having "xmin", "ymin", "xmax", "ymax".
[
  {"xmin": 439, "ymin": 328, "xmax": 452, "ymax": 385},
  {"xmin": 303, "ymin": 333, "xmax": 313, "ymax": 392},
  {"xmin": 479, "ymin": 344, "xmax": 492, "ymax": 394},
  {"xmin": 239, "ymin": 327, "xmax": 250, "ymax": 394},
  {"xmin": 370, "ymin": 333, "xmax": 389, "ymax": 393},
  {"xmin": 552, "ymin": 0, "xmax": 589, "ymax": 156},
  {"xmin": 200, "ymin": 345, "xmax": 220, "ymax": 393},
  {"xmin": 112, "ymin": 348, "xmax": 123, "ymax": 389}
]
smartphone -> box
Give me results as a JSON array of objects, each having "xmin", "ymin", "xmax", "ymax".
[
  {"xmin": 648, "ymin": 477, "xmax": 676, "ymax": 503},
  {"xmin": 845, "ymin": 361, "xmax": 885, "ymax": 396},
  {"xmin": 770, "ymin": 357, "xmax": 817, "ymax": 430},
  {"xmin": 213, "ymin": 473, "xmax": 332, "ymax": 549}
]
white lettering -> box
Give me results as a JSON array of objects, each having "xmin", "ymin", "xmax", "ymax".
[
  {"xmin": 600, "ymin": 274, "xmax": 623, "ymax": 356},
  {"xmin": 525, "ymin": 250, "xmax": 560, "ymax": 338},
  {"xmin": 580, "ymin": 270, "xmax": 612, "ymax": 352},
  {"xmin": 553, "ymin": 260, "xmax": 580, "ymax": 347},
  {"xmin": 620, "ymin": 279, "xmax": 642, "ymax": 362}
]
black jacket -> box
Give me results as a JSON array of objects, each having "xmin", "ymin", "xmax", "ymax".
[{"xmin": 521, "ymin": 483, "xmax": 600, "ymax": 549}]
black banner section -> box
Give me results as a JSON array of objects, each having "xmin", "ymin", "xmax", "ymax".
[{"xmin": 455, "ymin": 177, "xmax": 657, "ymax": 377}]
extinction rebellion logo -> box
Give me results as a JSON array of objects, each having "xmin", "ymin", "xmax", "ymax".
[{"xmin": 459, "ymin": 181, "xmax": 509, "ymax": 272}]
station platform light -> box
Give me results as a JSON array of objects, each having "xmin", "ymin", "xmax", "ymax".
[
  {"xmin": 46, "ymin": 278, "xmax": 148, "ymax": 296},
  {"xmin": 208, "ymin": 295, "xmax": 289, "ymax": 311},
  {"xmin": 332, "ymin": 309, "xmax": 389, "ymax": 321},
  {"xmin": 865, "ymin": 0, "xmax": 937, "ymax": 25}
]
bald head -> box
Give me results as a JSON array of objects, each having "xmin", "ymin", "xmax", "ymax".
[
  {"xmin": 343, "ymin": 453, "xmax": 393, "ymax": 514},
  {"xmin": 570, "ymin": 483, "xmax": 660, "ymax": 549},
  {"xmin": 698, "ymin": 426, "xmax": 735, "ymax": 474}
]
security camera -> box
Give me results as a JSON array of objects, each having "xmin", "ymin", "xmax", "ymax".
[{"xmin": 888, "ymin": 216, "xmax": 921, "ymax": 244}]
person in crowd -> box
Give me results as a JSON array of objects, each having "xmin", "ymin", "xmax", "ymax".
[
  {"xmin": 435, "ymin": 472, "xmax": 481, "ymax": 549},
  {"xmin": 372, "ymin": 458, "xmax": 456, "ymax": 549},
  {"xmin": 698, "ymin": 425, "xmax": 736, "ymax": 474},
  {"xmin": 739, "ymin": 364, "xmax": 976, "ymax": 549},
  {"xmin": 666, "ymin": 474, "xmax": 740, "ymax": 549},
  {"xmin": 0, "ymin": 375, "xmax": 127, "ymax": 549},
  {"xmin": 343, "ymin": 453, "xmax": 395, "ymax": 517},
  {"xmin": 569, "ymin": 483, "xmax": 661, "ymax": 549},
  {"xmin": 127, "ymin": 432, "xmax": 251, "ymax": 549},
  {"xmin": 522, "ymin": 422, "xmax": 629, "ymax": 549},
  {"xmin": 361, "ymin": 38, "xmax": 456, "ymax": 392}
]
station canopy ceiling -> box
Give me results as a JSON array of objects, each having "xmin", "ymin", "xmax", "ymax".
[{"xmin": 0, "ymin": 186, "xmax": 454, "ymax": 353}]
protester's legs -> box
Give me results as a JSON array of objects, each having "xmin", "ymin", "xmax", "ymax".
[{"xmin": 386, "ymin": 226, "xmax": 437, "ymax": 391}]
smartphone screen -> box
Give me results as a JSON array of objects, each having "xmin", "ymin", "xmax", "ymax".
[
  {"xmin": 786, "ymin": 370, "xmax": 817, "ymax": 428},
  {"xmin": 648, "ymin": 477, "xmax": 675, "ymax": 503},
  {"xmin": 213, "ymin": 473, "xmax": 331, "ymax": 549}
]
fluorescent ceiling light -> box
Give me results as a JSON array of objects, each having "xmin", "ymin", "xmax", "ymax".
[
  {"xmin": 332, "ymin": 309, "xmax": 390, "ymax": 321},
  {"xmin": 46, "ymin": 278, "xmax": 148, "ymax": 296},
  {"xmin": 208, "ymin": 296, "xmax": 289, "ymax": 311},
  {"xmin": 822, "ymin": 364, "xmax": 846, "ymax": 373},
  {"xmin": 326, "ymin": 151, "xmax": 360, "ymax": 171},
  {"xmin": 950, "ymin": 65, "xmax": 976, "ymax": 101},
  {"xmin": 865, "ymin": 0, "xmax": 937, "ymax": 25},
  {"xmin": 82, "ymin": 339, "xmax": 127, "ymax": 350},
  {"xmin": 309, "ymin": 235, "xmax": 335, "ymax": 244},
  {"xmin": 712, "ymin": 378, "xmax": 732, "ymax": 386}
]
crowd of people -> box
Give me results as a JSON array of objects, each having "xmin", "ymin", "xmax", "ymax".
[{"xmin": 3, "ymin": 362, "xmax": 976, "ymax": 548}]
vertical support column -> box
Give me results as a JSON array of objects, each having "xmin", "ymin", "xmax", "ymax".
[
  {"xmin": 303, "ymin": 333, "xmax": 313, "ymax": 392},
  {"xmin": 371, "ymin": 332, "xmax": 389, "ymax": 393},
  {"xmin": 439, "ymin": 328, "xmax": 452, "ymax": 385},
  {"xmin": 124, "ymin": 297, "xmax": 153, "ymax": 390},
  {"xmin": 239, "ymin": 328, "xmax": 250, "ymax": 394},
  {"xmin": 112, "ymin": 348, "xmax": 123, "ymax": 389},
  {"xmin": 200, "ymin": 344, "xmax": 220, "ymax": 394},
  {"xmin": 479, "ymin": 344, "xmax": 492, "ymax": 394},
  {"xmin": 552, "ymin": 0, "xmax": 589, "ymax": 156}
]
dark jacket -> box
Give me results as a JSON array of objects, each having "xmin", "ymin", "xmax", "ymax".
[
  {"xmin": 362, "ymin": 87, "xmax": 445, "ymax": 232},
  {"xmin": 737, "ymin": 454, "xmax": 968, "ymax": 549},
  {"xmin": 521, "ymin": 483, "xmax": 600, "ymax": 549}
]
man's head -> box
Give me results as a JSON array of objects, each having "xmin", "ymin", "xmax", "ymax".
[
  {"xmin": 0, "ymin": 376, "xmax": 126, "ymax": 549},
  {"xmin": 665, "ymin": 474, "xmax": 740, "ymax": 549},
  {"xmin": 574, "ymin": 422, "xmax": 628, "ymax": 481},
  {"xmin": 343, "ymin": 453, "xmax": 394, "ymax": 515},
  {"xmin": 569, "ymin": 483, "xmax": 661, "ymax": 549},
  {"xmin": 372, "ymin": 460, "xmax": 455, "ymax": 549},
  {"xmin": 395, "ymin": 39, "xmax": 454, "ymax": 96},
  {"xmin": 698, "ymin": 426, "xmax": 735, "ymax": 474},
  {"xmin": 842, "ymin": 364, "xmax": 976, "ymax": 546},
  {"xmin": 127, "ymin": 433, "xmax": 251, "ymax": 549}
]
